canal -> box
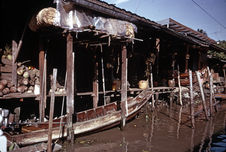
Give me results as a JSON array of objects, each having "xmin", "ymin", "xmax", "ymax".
[{"xmin": 59, "ymin": 101, "xmax": 226, "ymax": 152}]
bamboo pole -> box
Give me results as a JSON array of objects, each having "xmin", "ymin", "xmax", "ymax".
[
  {"xmin": 207, "ymin": 67, "xmax": 213, "ymax": 116},
  {"xmin": 189, "ymin": 70, "xmax": 195, "ymax": 128},
  {"xmin": 120, "ymin": 45, "xmax": 128, "ymax": 129},
  {"xmin": 47, "ymin": 68, "xmax": 57, "ymax": 152},
  {"xmin": 177, "ymin": 65, "xmax": 182, "ymax": 105},
  {"xmin": 196, "ymin": 71, "xmax": 209, "ymax": 120}
]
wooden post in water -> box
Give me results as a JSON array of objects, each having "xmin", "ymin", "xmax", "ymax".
[
  {"xmin": 47, "ymin": 68, "xmax": 57, "ymax": 152},
  {"xmin": 196, "ymin": 71, "xmax": 209, "ymax": 120},
  {"xmin": 177, "ymin": 65, "xmax": 182, "ymax": 105},
  {"xmin": 120, "ymin": 45, "xmax": 128, "ymax": 129},
  {"xmin": 66, "ymin": 33, "xmax": 74, "ymax": 142},
  {"xmin": 189, "ymin": 70, "xmax": 195, "ymax": 128},
  {"xmin": 207, "ymin": 67, "xmax": 214, "ymax": 116}
]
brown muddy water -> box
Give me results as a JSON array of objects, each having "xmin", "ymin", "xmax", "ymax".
[{"xmin": 58, "ymin": 101, "xmax": 226, "ymax": 152}]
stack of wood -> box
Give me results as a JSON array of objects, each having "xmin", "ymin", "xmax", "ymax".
[
  {"xmin": 16, "ymin": 64, "xmax": 40, "ymax": 94},
  {"xmin": 0, "ymin": 47, "xmax": 40, "ymax": 96}
]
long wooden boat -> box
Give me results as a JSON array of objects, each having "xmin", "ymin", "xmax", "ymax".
[{"xmin": 4, "ymin": 89, "xmax": 153, "ymax": 146}]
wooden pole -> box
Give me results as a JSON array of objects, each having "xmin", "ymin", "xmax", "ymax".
[
  {"xmin": 100, "ymin": 45, "xmax": 106, "ymax": 105},
  {"xmin": 156, "ymin": 38, "xmax": 160, "ymax": 80},
  {"xmin": 189, "ymin": 70, "xmax": 195, "ymax": 128},
  {"xmin": 223, "ymin": 68, "xmax": 226, "ymax": 94},
  {"xmin": 196, "ymin": 71, "xmax": 209, "ymax": 120},
  {"xmin": 207, "ymin": 67, "xmax": 214, "ymax": 116},
  {"xmin": 12, "ymin": 40, "xmax": 18, "ymax": 87},
  {"xmin": 120, "ymin": 45, "xmax": 128, "ymax": 129},
  {"xmin": 47, "ymin": 68, "xmax": 57, "ymax": 152},
  {"xmin": 93, "ymin": 62, "xmax": 99, "ymax": 108},
  {"xmin": 177, "ymin": 65, "xmax": 182, "ymax": 105},
  {"xmin": 66, "ymin": 33, "xmax": 74, "ymax": 141},
  {"xmin": 185, "ymin": 45, "xmax": 189, "ymax": 73},
  {"xmin": 39, "ymin": 40, "xmax": 45, "ymax": 122}
]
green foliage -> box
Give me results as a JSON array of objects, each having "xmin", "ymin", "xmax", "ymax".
[
  {"xmin": 208, "ymin": 40, "xmax": 226, "ymax": 60},
  {"xmin": 217, "ymin": 40, "xmax": 226, "ymax": 49},
  {"xmin": 208, "ymin": 50, "xmax": 226, "ymax": 60}
]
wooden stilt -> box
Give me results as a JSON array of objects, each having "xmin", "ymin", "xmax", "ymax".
[
  {"xmin": 66, "ymin": 33, "xmax": 74, "ymax": 142},
  {"xmin": 196, "ymin": 71, "xmax": 209, "ymax": 120},
  {"xmin": 39, "ymin": 40, "xmax": 45, "ymax": 122},
  {"xmin": 155, "ymin": 38, "xmax": 160, "ymax": 79},
  {"xmin": 120, "ymin": 45, "xmax": 128, "ymax": 129},
  {"xmin": 47, "ymin": 68, "xmax": 57, "ymax": 152},
  {"xmin": 93, "ymin": 62, "xmax": 99, "ymax": 108},
  {"xmin": 207, "ymin": 67, "xmax": 214, "ymax": 116},
  {"xmin": 12, "ymin": 41, "xmax": 18, "ymax": 87},
  {"xmin": 223, "ymin": 69, "xmax": 226, "ymax": 94},
  {"xmin": 189, "ymin": 70, "xmax": 195, "ymax": 128},
  {"xmin": 177, "ymin": 65, "xmax": 182, "ymax": 105},
  {"xmin": 184, "ymin": 45, "xmax": 189, "ymax": 73},
  {"xmin": 100, "ymin": 45, "xmax": 106, "ymax": 105}
]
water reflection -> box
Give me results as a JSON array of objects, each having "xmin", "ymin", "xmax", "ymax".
[
  {"xmin": 190, "ymin": 128, "xmax": 195, "ymax": 152},
  {"xmin": 177, "ymin": 106, "xmax": 182, "ymax": 139},
  {"xmin": 60, "ymin": 103, "xmax": 226, "ymax": 152},
  {"xmin": 199, "ymin": 120, "xmax": 210, "ymax": 152}
]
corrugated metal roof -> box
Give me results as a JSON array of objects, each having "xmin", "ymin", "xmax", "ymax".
[{"xmin": 68, "ymin": 0, "xmax": 226, "ymax": 52}]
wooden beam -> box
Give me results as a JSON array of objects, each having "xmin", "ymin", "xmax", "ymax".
[
  {"xmin": 47, "ymin": 69, "xmax": 57, "ymax": 152},
  {"xmin": 120, "ymin": 45, "xmax": 128, "ymax": 129},
  {"xmin": 177, "ymin": 66, "xmax": 182, "ymax": 105},
  {"xmin": 189, "ymin": 70, "xmax": 195, "ymax": 128},
  {"xmin": 39, "ymin": 40, "xmax": 45, "ymax": 122},
  {"xmin": 207, "ymin": 67, "xmax": 214, "ymax": 116},
  {"xmin": 196, "ymin": 71, "xmax": 209, "ymax": 120},
  {"xmin": 93, "ymin": 62, "xmax": 99, "ymax": 108},
  {"xmin": 185, "ymin": 45, "xmax": 189, "ymax": 73},
  {"xmin": 12, "ymin": 40, "xmax": 18, "ymax": 87},
  {"xmin": 66, "ymin": 33, "xmax": 74, "ymax": 141},
  {"xmin": 156, "ymin": 38, "xmax": 160, "ymax": 79}
]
